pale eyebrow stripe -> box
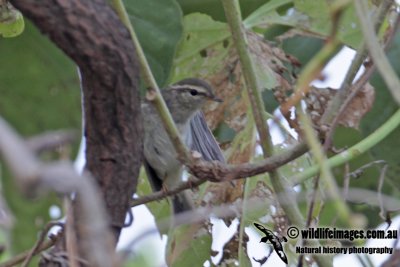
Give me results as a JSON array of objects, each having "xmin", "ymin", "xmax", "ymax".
[{"xmin": 170, "ymin": 84, "xmax": 209, "ymax": 94}]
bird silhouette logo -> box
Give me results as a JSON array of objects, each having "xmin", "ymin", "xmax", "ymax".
[{"xmin": 254, "ymin": 223, "xmax": 288, "ymax": 264}]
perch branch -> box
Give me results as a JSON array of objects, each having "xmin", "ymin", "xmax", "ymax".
[{"xmin": 131, "ymin": 142, "xmax": 308, "ymax": 206}]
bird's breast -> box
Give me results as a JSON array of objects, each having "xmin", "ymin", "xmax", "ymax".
[{"xmin": 142, "ymin": 103, "xmax": 192, "ymax": 186}]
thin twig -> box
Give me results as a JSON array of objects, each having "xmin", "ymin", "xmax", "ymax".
[
  {"xmin": 292, "ymin": 108, "xmax": 400, "ymax": 185},
  {"xmin": 127, "ymin": 196, "xmax": 293, "ymax": 262},
  {"xmin": 281, "ymin": 0, "xmax": 347, "ymax": 115},
  {"xmin": 324, "ymin": 65, "xmax": 376, "ymax": 149},
  {"xmin": 295, "ymin": 4, "xmax": 355, "ymax": 262},
  {"xmin": 111, "ymin": 0, "xmax": 190, "ymax": 162},
  {"xmin": 321, "ymin": 0, "xmax": 392, "ymax": 128},
  {"xmin": 298, "ymin": 171, "xmax": 322, "ymax": 267},
  {"xmin": 378, "ymin": 164, "xmax": 389, "ymax": 221},
  {"xmin": 0, "ymin": 117, "xmax": 115, "ymax": 267},
  {"xmin": 221, "ymin": 0, "xmax": 273, "ymax": 155},
  {"xmin": 323, "ymin": 0, "xmax": 395, "ymax": 149},
  {"xmin": 125, "ymin": 199, "xmax": 255, "ymax": 259},
  {"xmin": 221, "ymin": 1, "xmax": 335, "ymax": 266},
  {"xmin": 343, "ymin": 163, "xmax": 350, "ymax": 200},
  {"xmin": 355, "ymin": 0, "xmax": 400, "ymax": 105},
  {"xmin": 25, "ymin": 130, "xmax": 78, "ymax": 154},
  {"xmin": 296, "ymin": 1, "xmax": 348, "ymax": 266},
  {"xmin": 295, "ymin": 4, "xmax": 352, "ymax": 265},
  {"xmin": 0, "ymin": 235, "xmax": 59, "ymax": 267},
  {"xmin": 65, "ymin": 199, "xmax": 79, "ymax": 267},
  {"xmin": 21, "ymin": 221, "xmax": 63, "ymax": 267},
  {"xmin": 306, "ymin": 177, "xmax": 321, "ymax": 227},
  {"xmin": 280, "ymin": 41, "xmax": 340, "ymax": 115},
  {"xmin": 345, "ymin": 160, "xmax": 386, "ymax": 179},
  {"xmin": 291, "ymin": 7, "xmax": 352, "ymax": 263},
  {"xmin": 221, "ymin": 0, "xmax": 306, "ymax": 231},
  {"xmin": 344, "ymin": 188, "xmax": 400, "ymax": 211},
  {"xmin": 299, "ymin": 110, "xmax": 351, "ymax": 223}
]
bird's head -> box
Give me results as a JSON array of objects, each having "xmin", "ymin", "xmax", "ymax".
[{"xmin": 163, "ymin": 78, "xmax": 222, "ymax": 122}]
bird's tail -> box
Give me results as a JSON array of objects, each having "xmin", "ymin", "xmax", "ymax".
[{"xmin": 172, "ymin": 190, "xmax": 194, "ymax": 214}]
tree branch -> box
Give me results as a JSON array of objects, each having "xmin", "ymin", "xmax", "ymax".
[
  {"xmin": 292, "ymin": 108, "xmax": 400, "ymax": 185},
  {"xmin": 218, "ymin": 3, "xmax": 335, "ymax": 266},
  {"xmin": 25, "ymin": 130, "xmax": 78, "ymax": 154},
  {"xmin": 10, "ymin": 0, "xmax": 143, "ymax": 240},
  {"xmin": 0, "ymin": 239, "xmax": 56, "ymax": 267},
  {"xmin": 131, "ymin": 142, "xmax": 308, "ymax": 206},
  {"xmin": 0, "ymin": 117, "xmax": 115, "ymax": 267},
  {"xmin": 21, "ymin": 222, "xmax": 64, "ymax": 267},
  {"xmin": 111, "ymin": 0, "xmax": 191, "ymax": 163}
]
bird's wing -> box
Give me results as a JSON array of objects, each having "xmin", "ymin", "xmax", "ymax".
[
  {"xmin": 143, "ymin": 160, "xmax": 163, "ymax": 192},
  {"xmin": 143, "ymin": 160, "xmax": 193, "ymax": 213},
  {"xmin": 190, "ymin": 111, "xmax": 225, "ymax": 162}
]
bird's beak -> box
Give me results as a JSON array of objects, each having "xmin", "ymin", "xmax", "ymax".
[{"xmin": 210, "ymin": 95, "xmax": 223, "ymax": 102}]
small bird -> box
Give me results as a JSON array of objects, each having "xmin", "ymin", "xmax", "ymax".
[
  {"xmin": 254, "ymin": 223, "xmax": 288, "ymax": 264},
  {"xmin": 142, "ymin": 78, "xmax": 224, "ymax": 214}
]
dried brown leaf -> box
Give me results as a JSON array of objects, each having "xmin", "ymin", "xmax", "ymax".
[
  {"xmin": 305, "ymin": 84, "xmax": 375, "ymax": 130},
  {"xmin": 194, "ymin": 32, "xmax": 297, "ymax": 213}
]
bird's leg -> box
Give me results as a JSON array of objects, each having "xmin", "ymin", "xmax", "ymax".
[
  {"xmin": 187, "ymin": 177, "xmax": 195, "ymax": 190},
  {"xmin": 161, "ymin": 183, "xmax": 170, "ymax": 194},
  {"xmin": 160, "ymin": 184, "xmax": 173, "ymax": 206}
]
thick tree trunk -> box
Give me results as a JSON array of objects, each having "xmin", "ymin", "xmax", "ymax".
[{"xmin": 10, "ymin": 0, "xmax": 142, "ymax": 265}]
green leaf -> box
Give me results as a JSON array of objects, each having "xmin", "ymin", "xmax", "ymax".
[
  {"xmin": 293, "ymin": 0, "xmax": 363, "ymax": 48},
  {"xmin": 167, "ymin": 224, "xmax": 212, "ymax": 267},
  {"xmin": 0, "ymin": 22, "xmax": 81, "ymax": 136},
  {"xmin": 262, "ymin": 88, "xmax": 280, "ymax": 113},
  {"xmin": 360, "ymin": 30, "xmax": 400, "ymax": 203},
  {"xmin": 293, "ymin": 0, "xmax": 330, "ymax": 34},
  {"xmin": 329, "ymin": 127, "xmax": 389, "ymax": 227},
  {"xmin": 244, "ymin": 0, "xmax": 297, "ymax": 29},
  {"xmin": 0, "ymin": 21, "xmax": 80, "ymax": 253},
  {"xmin": 121, "ymin": 242, "xmax": 163, "ymax": 267},
  {"xmin": 214, "ymin": 122, "xmax": 236, "ymax": 143},
  {"xmin": 124, "ymin": 0, "xmax": 183, "ymax": 87},
  {"xmin": 245, "ymin": 0, "xmax": 367, "ymax": 48},
  {"xmin": 282, "ymin": 36, "xmax": 324, "ymax": 65},
  {"xmin": 171, "ymin": 13, "xmax": 231, "ymax": 82},
  {"xmin": 172, "ymin": 13, "xmax": 283, "ymax": 89},
  {"xmin": 177, "ymin": 0, "xmax": 268, "ymax": 22}
]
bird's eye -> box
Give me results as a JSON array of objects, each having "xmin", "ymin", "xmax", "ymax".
[{"xmin": 190, "ymin": 89, "xmax": 198, "ymax": 96}]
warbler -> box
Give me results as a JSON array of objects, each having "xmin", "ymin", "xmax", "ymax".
[{"xmin": 142, "ymin": 78, "xmax": 224, "ymax": 213}]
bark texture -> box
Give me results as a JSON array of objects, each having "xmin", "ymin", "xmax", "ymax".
[{"xmin": 11, "ymin": 0, "xmax": 142, "ymax": 248}]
